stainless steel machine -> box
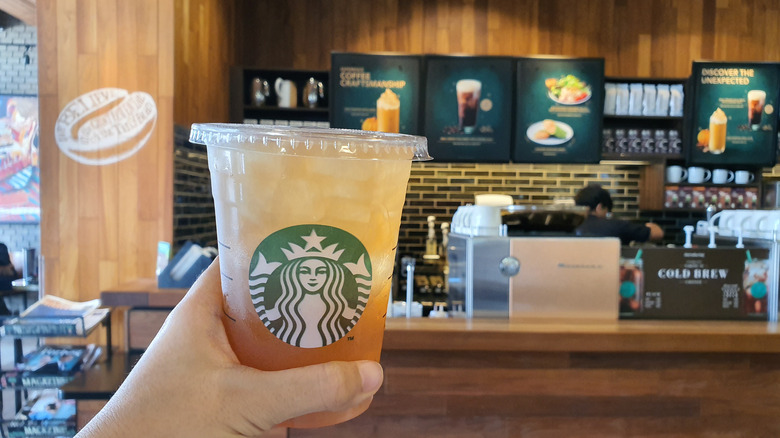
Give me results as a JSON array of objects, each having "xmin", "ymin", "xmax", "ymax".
[{"xmin": 447, "ymin": 204, "xmax": 620, "ymax": 319}]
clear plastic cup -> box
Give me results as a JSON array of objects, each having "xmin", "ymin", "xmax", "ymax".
[{"xmin": 189, "ymin": 123, "xmax": 429, "ymax": 428}]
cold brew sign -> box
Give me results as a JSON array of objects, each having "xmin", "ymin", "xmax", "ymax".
[
  {"xmin": 687, "ymin": 61, "xmax": 780, "ymax": 167},
  {"xmin": 619, "ymin": 247, "xmax": 772, "ymax": 320},
  {"xmin": 423, "ymin": 56, "xmax": 513, "ymax": 162},
  {"xmin": 330, "ymin": 52, "xmax": 422, "ymax": 135},
  {"xmin": 513, "ymin": 57, "xmax": 605, "ymax": 164}
]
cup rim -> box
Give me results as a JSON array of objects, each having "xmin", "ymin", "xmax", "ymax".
[{"xmin": 189, "ymin": 123, "xmax": 432, "ymax": 161}]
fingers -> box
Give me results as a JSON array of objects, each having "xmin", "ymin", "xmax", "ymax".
[
  {"xmin": 227, "ymin": 360, "xmax": 383, "ymax": 428},
  {"xmin": 178, "ymin": 256, "xmax": 222, "ymax": 310}
]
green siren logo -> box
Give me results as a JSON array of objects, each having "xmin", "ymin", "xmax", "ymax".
[{"xmin": 249, "ymin": 225, "xmax": 372, "ymax": 348}]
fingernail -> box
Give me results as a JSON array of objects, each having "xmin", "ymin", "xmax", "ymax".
[{"xmin": 357, "ymin": 361, "xmax": 383, "ymax": 394}]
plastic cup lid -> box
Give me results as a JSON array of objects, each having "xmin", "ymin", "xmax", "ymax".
[{"xmin": 189, "ymin": 123, "xmax": 431, "ymax": 161}]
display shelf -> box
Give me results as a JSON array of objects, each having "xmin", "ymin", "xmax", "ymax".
[
  {"xmin": 0, "ymin": 301, "xmax": 113, "ymax": 438},
  {"xmin": 603, "ymin": 114, "xmax": 683, "ymax": 121},
  {"xmin": 230, "ymin": 67, "xmax": 329, "ymax": 123}
]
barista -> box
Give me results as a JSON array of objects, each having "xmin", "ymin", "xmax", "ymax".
[{"xmin": 573, "ymin": 184, "xmax": 664, "ymax": 245}]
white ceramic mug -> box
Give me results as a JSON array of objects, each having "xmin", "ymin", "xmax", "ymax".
[
  {"xmin": 734, "ymin": 170, "xmax": 755, "ymax": 185},
  {"xmin": 274, "ymin": 78, "xmax": 298, "ymax": 108},
  {"xmin": 712, "ymin": 169, "xmax": 735, "ymax": 184},
  {"xmin": 687, "ymin": 167, "xmax": 711, "ymax": 184},
  {"xmin": 666, "ymin": 165, "xmax": 687, "ymax": 183}
]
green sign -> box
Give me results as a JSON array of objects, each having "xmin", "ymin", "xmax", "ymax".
[
  {"xmin": 329, "ymin": 52, "xmax": 422, "ymax": 135},
  {"xmin": 513, "ymin": 57, "xmax": 605, "ymax": 164},
  {"xmin": 687, "ymin": 61, "xmax": 780, "ymax": 167},
  {"xmin": 423, "ymin": 56, "xmax": 514, "ymax": 162}
]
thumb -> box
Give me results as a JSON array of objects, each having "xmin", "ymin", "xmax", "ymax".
[{"xmin": 230, "ymin": 360, "xmax": 383, "ymax": 428}]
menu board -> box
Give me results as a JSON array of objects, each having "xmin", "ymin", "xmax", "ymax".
[
  {"xmin": 619, "ymin": 247, "xmax": 772, "ymax": 320},
  {"xmin": 687, "ymin": 61, "xmax": 780, "ymax": 167},
  {"xmin": 330, "ymin": 52, "xmax": 422, "ymax": 134},
  {"xmin": 423, "ymin": 56, "xmax": 514, "ymax": 162},
  {"xmin": 513, "ymin": 57, "xmax": 604, "ymax": 163}
]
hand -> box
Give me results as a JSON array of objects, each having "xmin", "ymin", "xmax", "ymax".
[{"xmin": 77, "ymin": 257, "xmax": 383, "ymax": 438}]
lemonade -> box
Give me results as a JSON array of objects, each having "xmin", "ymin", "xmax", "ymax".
[{"xmin": 190, "ymin": 124, "xmax": 429, "ymax": 428}]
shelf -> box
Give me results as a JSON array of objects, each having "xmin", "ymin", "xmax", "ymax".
[
  {"xmin": 604, "ymin": 114, "xmax": 683, "ymax": 121},
  {"xmin": 601, "ymin": 153, "xmax": 683, "ymax": 162},
  {"xmin": 242, "ymin": 105, "xmax": 329, "ymax": 122},
  {"xmin": 663, "ymin": 182, "xmax": 761, "ymax": 188}
]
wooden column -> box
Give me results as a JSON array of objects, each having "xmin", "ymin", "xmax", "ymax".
[{"xmin": 37, "ymin": 0, "xmax": 174, "ymax": 302}]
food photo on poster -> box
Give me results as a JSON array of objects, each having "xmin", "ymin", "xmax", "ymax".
[
  {"xmin": 687, "ymin": 61, "xmax": 780, "ymax": 167},
  {"xmin": 513, "ymin": 57, "xmax": 604, "ymax": 164},
  {"xmin": 329, "ymin": 52, "xmax": 422, "ymax": 135},
  {"xmin": 422, "ymin": 55, "xmax": 514, "ymax": 162}
]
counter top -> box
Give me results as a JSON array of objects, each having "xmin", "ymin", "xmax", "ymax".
[
  {"xmin": 383, "ymin": 317, "xmax": 780, "ymax": 353},
  {"xmin": 102, "ymin": 278, "xmax": 780, "ymax": 355}
]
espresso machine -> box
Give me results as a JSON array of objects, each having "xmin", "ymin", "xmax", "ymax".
[{"xmin": 447, "ymin": 204, "xmax": 620, "ymax": 319}]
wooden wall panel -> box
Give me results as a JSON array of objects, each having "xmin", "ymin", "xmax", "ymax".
[
  {"xmin": 173, "ymin": 0, "xmax": 239, "ymax": 126},
  {"xmin": 37, "ymin": 0, "xmax": 174, "ymax": 303},
  {"xmin": 238, "ymin": 0, "xmax": 780, "ymax": 76}
]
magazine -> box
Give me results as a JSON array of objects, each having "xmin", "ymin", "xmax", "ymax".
[
  {"xmin": 18, "ymin": 344, "xmax": 96, "ymax": 373},
  {"xmin": 1, "ymin": 344, "xmax": 100, "ymax": 389},
  {"xmin": 2, "ymin": 306, "xmax": 109, "ymax": 337},
  {"xmin": 2, "ymin": 389, "xmax": 77, "ymax": 438},
  {"xmin": 21, "ymin": 295, "xmax": 101, "ymax": 319}
]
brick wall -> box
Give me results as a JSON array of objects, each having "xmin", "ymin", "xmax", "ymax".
[
  {"xmin": 397, "ymin": 162, "xmax": 707, "ymax": 258},
  {"xmin": 0, "ymin": 13, "xmax": 39, "ymax": 254}
]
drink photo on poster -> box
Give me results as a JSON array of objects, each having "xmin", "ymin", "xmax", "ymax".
[
  {"xmin": 688, "ymin": 61, "xmax": 779, "ymax": 167},
  {"xmin": 423, "ymin": 55, "xmax": 513, "ymax": 162},
  {"xmin": 330, "ymin": 52, "xmax": 423, "ymax": 135},
  {"xmin": 456, "ymin": 79, "xmax": 481, "ymax": 134}
]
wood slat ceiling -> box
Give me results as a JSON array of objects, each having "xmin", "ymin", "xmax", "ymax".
[{"xmin": 0, "ymin": 0, "xmax": 36, "ymax": 26}]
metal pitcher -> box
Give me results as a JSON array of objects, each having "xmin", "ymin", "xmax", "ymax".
[
  {"xmin": 250, "ymin": 77, "xmax": 270, "ymax": 106},
  {"xmin": 302, "ymin": 77, "xmax": 325, "ymax": 108}
]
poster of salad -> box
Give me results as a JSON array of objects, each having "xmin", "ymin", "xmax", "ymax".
[
  {"xmin": 687, "ymin": 61, "xmax": 779, "ymax": 167},
  {"xmin": 513, "ymin": 57, "xmax": 605, "ymax": 163},
  {"xmin": 422, "ymin": 55, "xmax": 514, "ymax": 162},
  {"xmin": 330, "ymin": 52, "xmax": 423, "ymax": 135}
]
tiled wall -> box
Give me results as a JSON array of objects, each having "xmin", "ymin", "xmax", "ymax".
[{"xmin": 0, "ymin": 13, "xmax": 39, "ymax": 254}]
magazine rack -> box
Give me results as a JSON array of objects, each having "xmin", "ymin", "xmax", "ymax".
[{"xmin": 0, "ymin": 300, "xmax": 112, "ymax": 438}]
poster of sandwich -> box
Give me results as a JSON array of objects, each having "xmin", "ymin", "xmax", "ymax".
[
  {"xmin": 423, "ymin": 55, "xmax": 514, "ymax": 162},
  {"xmin": 687, "ymin": 61, "xmax": 780, "ymax": 167},
  {"xmin": 329, "ymin": 52, "xmax": 422, "ymax": 135},
  {"xmin": 513, "ymin": 57, "xmax": 604, "ymax": 164}
]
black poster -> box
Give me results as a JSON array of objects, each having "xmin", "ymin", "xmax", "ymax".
[
  {"xmin": 513, "ymin": 57, "xmax": 605, "ymax": 163},
  {"xmin": 423, "ymin": 56, "xmax": 514, "ymax": 162},
  {"xmin": 619, "ymin": 247, "xmax": 772, "ymax": 320},
  {"xmin": 687, "ymin": 61, "xmax": 780, "ymax": 167},
  {"xmin": 329, "ymin": 52, "xmax": 422, "ymax": 134}
]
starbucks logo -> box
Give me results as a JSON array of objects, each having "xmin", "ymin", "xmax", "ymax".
[{"xmin": 249, "ymin": 225, "xmax": 372, "ymax": 348}]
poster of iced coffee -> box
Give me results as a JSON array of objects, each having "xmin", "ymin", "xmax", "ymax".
[
  {"xmin": 513, "ymin": 57, "xmax": 605, "ymax": 163},
  {"xmin": 329, "ymin": 52, "xmax": 422, "ymax": 134},
  {"xmin": 688, "ymin": 61, "xmax": 780, "ymax": 167},
  {"xmin": 423, "ymin": 56, "xmax": 513, "ymax": 162}
]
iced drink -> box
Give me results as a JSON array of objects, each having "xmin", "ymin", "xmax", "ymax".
[
  {"xmin": 189, "ymin": 124, "xmax": 429, "ymax": 428},
  {"xmin": 456, "ymin": 79, "xmax": 481, "ymax": 134},
  {"xmin": 376, "ymin": 88, "xmax": 400, "ymax": 133},
  {"xmin": 708, "ymin": 107, "xmax": 727, "ymax": 154},
  {"xmin": 748, "ymin": 90, "xmax": 766, "ymax": 130},
  {"xmin": 743, "ymin": 258, "xmax": 769, "ymax": 316}
]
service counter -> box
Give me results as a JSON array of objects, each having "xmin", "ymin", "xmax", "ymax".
[{"xmin": 80, "ymin": 279, "xmax": 780, "ymax": 436}]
